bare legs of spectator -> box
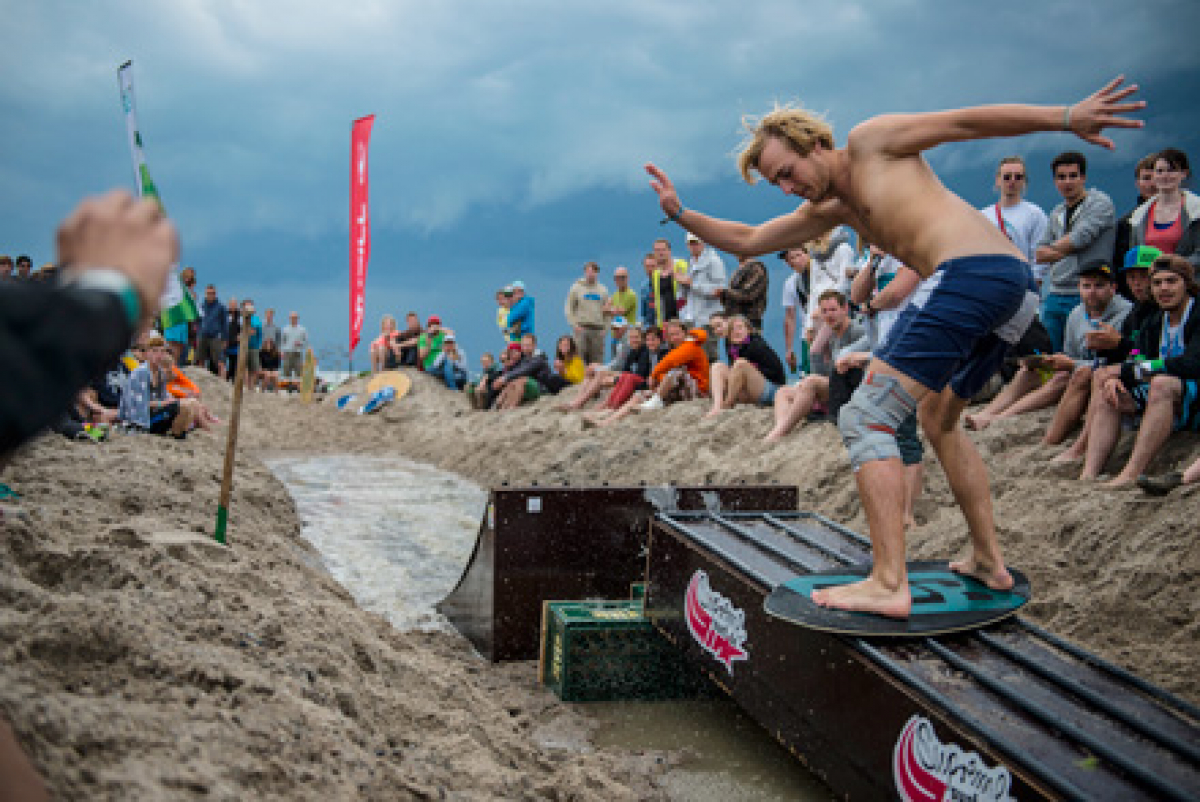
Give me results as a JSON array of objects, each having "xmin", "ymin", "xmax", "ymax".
[
  {"xmin": 706, "ymin": 363, "xmax": 730, "ymax": 417},
  {"xmin": 493, "ymin": 380, "xmax": 526, "ymax": 410},
  {"xmin": 1081, "ymin": 374, "xmax": 1179, "ymax": 484},
  {"xmin": 763, "ymin": 375, "xmax": 828, "ymax": 442},
  {"xmin": 965, "ymin": 366, "xmax": 1065, "ymax": 430},
  {"xmin": 558, "ymin": 366, "xmax": 613, "ymax": 410},
  {"xmin": 1103, "ymin": 375, "xmax": 1181, "ymax": 488},
  {"xmin": 1052, "ymin": 366, "xmax": 1119, "ymax": 463},
  {"xmin": 589, "ymin": 389, "xmax": 650, "ymax": 428},
  {"xmin": 724, "ymin": 360, "xmax": 766, "ymax": 409},
  {"xmin": 1041, "ymin": 365, "xmax": 1094, "ymax": 445},
  {"xmin": 171, "ymin": 397, "xmax": 200, "ymax": 437}
]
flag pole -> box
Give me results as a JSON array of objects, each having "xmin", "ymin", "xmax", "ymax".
[{"xmin": 215, "ymin": 311, "xmax": 253, "ymax": 545}]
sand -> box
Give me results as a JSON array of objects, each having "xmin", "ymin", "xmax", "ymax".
[{"xmin": 2, "ymin": 365, "xmax": 1198, "ymax": 799}]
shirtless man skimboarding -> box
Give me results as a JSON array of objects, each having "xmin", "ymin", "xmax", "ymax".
[{"xmin": 646, "ymin": 78, "xmax": 1143, "ymax": 619}]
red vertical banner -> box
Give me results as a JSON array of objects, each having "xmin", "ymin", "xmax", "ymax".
[{"xmin": 349, "ymin": 114, "xmax": 376, "ymax": 353}]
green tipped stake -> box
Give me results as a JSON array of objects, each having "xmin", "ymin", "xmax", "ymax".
[{"xmin": 215, "ymin": 310, "xmax": 253, "ymax": 545}]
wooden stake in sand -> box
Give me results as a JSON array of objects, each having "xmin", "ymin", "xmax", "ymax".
[
  {"xmin": 214, "ymin": 310, "xmax": 253, "ymax": 545},
  {"xmin": 300, "ymin": 348, "xmax": 316, "ymax": 405}
]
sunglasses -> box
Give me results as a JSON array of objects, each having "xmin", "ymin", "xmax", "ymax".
[{"xmin": 1001, "ymin": 173, "xmax": 1025, "ymax": 181}]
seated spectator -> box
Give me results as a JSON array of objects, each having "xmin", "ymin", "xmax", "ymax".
[
  {"xmin": 559, "ymin": 322, "xmax": 641, "ymax": 411},
  {"xmin": 553, "ymin": 335, "xmax": 585, "ymax": 386},
  {"xmin": 1082, "ymin": 255, "xmax": 1199, "ymax": 486},
  {"xmin": 966, "ymin": 260, "xmax": 1131, "ymax": 430},
  {"xmin": 1129, "ymin": 148, "xmax": 1199, "ymax": 270},
  {"xmin": 431, "ymin": 333, "xmax": 469, "ymax": 390},
  {"xmin": 585, "ymin": 327, "xmax": 655, "ymax": 417},
  {"xmin": 418, "ymin": 315, "xmax": 445, "ymax": 371},
  {"xmin": 370, "ymin": 315, "xmax": 399, "ymax": 373},
  {"xmin": 259, "ymin": 337, "xmax": 282, "ymax": 392},
  {"xmin": 763, "ymin": 290, "xmax": 865, "ymax": 442},
  {"xmin": 118, "ymin": 335, "xmax": 200, "ymax": 438},
  {"xmin": 393, "ymin": 311, "xmax": 423, "ymax": 368},
  {"xmin": 466, "ymin": 352, "xmax": 500, "ymax": 409},
  {"xmin": 1138, "ymin": 451, "xmax": 1200, "ymax": 496},
  {"xmin": 471, "ymin": 347, "xmax": 514, "ymax": 410},
  {"xmin": 588, "ymin": 320, "xmax": 708, "ymax": 427},
  {"xmin": 1048, "ymin": 246, "xmax": 1161, "ymax": 454},
  {"xmin": 493, "ymin": 335, "xmax": 552, "ymax": 410},
  {"xmin": 706, "ymin": 315, "xmax": 786, "ymax": 417},
  {"xmin": 163, "ymin": 351, "xmax": 222, "ymax": 430}
]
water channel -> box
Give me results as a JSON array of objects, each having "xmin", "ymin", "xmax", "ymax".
[{"xmin": 267, "ymin": 455, "xmax": 830, "ymax": 801}]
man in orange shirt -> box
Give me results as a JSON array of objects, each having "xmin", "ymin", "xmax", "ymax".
[
  {"xmin": 588, "ymin": 320, "xmax": 709, "ymax": 427},
  {"xmin": 641, "ymin": 319, "xmax": 710, "ymax": 408}
]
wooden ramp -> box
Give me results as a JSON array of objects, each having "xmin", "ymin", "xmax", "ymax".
[
  {"xmin": 647, "ymin": 509, "xmax": 1200, "ymax": 801},
  {"xmin": 436, "ymin": 484, "xmax": 797, "ymax": 662}
]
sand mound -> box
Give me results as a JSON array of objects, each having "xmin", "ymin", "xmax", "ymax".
[{"xmin": 2, "ymin": 365, "xmax": 1197, "ymax": 798}]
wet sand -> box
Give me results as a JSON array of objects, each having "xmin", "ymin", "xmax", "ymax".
[{"xmin": 1, "ymin": 366, "xmax": 1197, "ymax": 799}]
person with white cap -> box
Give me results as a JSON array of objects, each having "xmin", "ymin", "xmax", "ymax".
[
  {"xmin": 681, "ymin": 231, "xmax": 727, "ymax": 361},
  {"xmin": 430, "ymin": 332, "xmax": 469, "ymax": 390},
  {"xmin": 505, "ymin": 280, "xmax": 535, "ymax": 342}
]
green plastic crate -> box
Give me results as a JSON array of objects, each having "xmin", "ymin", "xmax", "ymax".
[{"xmin": 539, "ymin": 599, "xmax": 713, "ymax": 702}]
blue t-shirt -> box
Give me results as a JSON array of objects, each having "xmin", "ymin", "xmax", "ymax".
[{"xmin": 248, "ymin": 315, "xmax": 263, "ymax": 349}]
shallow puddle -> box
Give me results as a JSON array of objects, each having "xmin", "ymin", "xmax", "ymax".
[{"xmin": 268, "ymin": 455, "xmax": 830, "ymax": 800}]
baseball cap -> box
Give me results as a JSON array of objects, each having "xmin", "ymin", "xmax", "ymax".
[
  {"xmin": 428, "ymin": 315, "xmax": 442, "ymax": 325},
  {"xmin": 444, "ymin": 333, "xmax": 456, "ymax": 343},
  {"xmin": 1077, "ymin": 259, "xmax": 1114, "ymax": 281},
  {"xmin": 506, "ymin": 342, "xmax": 522, "ymax": 353},
  {"xmin": 511, "ymin": 280, "xmax": 526, "ymax": 291},
  {"xmin": 685, "ymin": 232, "xmax": 700, "ymax": 243},
  {"xmin": 610, "ymin": 315, "xmax": 628, "ymax": 329},
  {"xmin": 1123, "ymin": 245, "xmax": 1162, "ymax": 272}
]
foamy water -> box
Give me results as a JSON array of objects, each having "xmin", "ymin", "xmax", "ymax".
[{"xmin": 265, "ymin": 455, "xmax": 486, "ymax": 631}]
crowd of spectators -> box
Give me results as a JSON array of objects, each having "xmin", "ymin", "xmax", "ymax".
[
  {"xmin": 2, "ymin": 256, "xmax": 311, "ymax": 443},
  {"xmin": 536, "ymin": 146, "xmax": 1198, "ymax": 498}
]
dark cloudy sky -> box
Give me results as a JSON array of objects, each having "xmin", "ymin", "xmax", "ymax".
[{"xmin": 3, "ymin": 0, "xmax": 1199, "ymax": 368}]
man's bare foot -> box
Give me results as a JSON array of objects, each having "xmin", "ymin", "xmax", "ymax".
[
  {"xmin": 762, "ymin": 430, "xmax": 783, "ymax": 444},
  {"xmin": 1102, "ymin": 475, "xmax": 1137, "ymax": 490},
  {"xmin": 703, "ymin": 408, "xmax": 723, "ymax": 419},
  {"xmin": 949, "ymin": 555, "xmax": 1013, "ymax": 591},
  {"xmin": 811, "ymin": 577, "xmax": 911, "ymax": 619},
  {"xmin": 964, "ymin": 413, "xmax": 993, "ymax": 431}
]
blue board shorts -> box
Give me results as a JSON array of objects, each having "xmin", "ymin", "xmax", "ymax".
[{"xmin": 875, "ymin": 255, "xmax": 1038, "ymax": 399}]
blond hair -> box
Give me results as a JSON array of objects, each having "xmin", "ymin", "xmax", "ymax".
[{"xmin": 737, "ymin": 103, "xmax": 834, "ymax": 184}]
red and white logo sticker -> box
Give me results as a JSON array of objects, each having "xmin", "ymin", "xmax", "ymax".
[
  {"xmin": 894, "ymin": 715, "xmax": 1014, "ymax": 802},
  {"xmin": 685, "ymin": 570, "xmax": 748, "ymax": 674}
]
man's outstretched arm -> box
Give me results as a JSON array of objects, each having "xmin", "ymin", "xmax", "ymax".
[
  {"xmin": 645, "ymin": 163, "xmax": 837, "ymax": 258},
  {"xmin": 853, "ymin": 76, "xmax": 1144, "ymax": 158}
]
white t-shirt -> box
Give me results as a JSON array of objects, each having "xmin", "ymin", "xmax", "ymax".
[
  {"xmin": 805, "ymin": 242, "xmax": 856, "ymax": 336},
  {"xmin": 980, "ymin": 199, "xmax": 1049, "ymax": 280}
]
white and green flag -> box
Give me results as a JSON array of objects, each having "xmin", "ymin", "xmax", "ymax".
[{"xmin": 117, "ymin": 60, "xmax": 197, "ymax": 327}]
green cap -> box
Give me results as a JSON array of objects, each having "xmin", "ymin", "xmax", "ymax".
[{"xmin": 1123, "ymin": 245, "xmax": 1162, "ymax": 272}]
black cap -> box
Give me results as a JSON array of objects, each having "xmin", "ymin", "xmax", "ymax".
[{"xmin": 1077, "ymin": 259, "xmax": 1114, "ymax": 282}]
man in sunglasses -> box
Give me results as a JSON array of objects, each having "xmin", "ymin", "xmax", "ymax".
[{"xmin": 981, "ymin": 156, "xmax": 1048, "ymax": 284}]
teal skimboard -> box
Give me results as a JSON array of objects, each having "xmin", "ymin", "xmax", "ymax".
[{"xmin": 764, "ymin": 561, "xmax": 1030, "ymax": 637}]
